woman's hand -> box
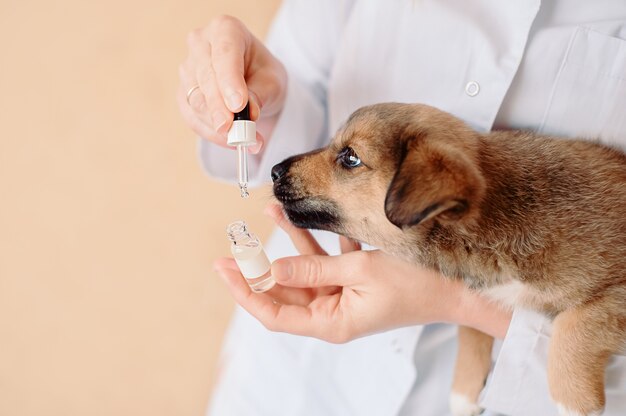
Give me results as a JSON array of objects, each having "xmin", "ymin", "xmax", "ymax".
[
  {"xmin": 178, "ymin": 15, "xmax": 287, "ymax": 152},
  {"xmin": 215, "ymin": 205, "xmax": 512, "ymax": 343}
]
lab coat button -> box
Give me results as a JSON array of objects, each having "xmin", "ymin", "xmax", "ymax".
[{"xmin": 465, "ymin": 81, "xmax": 480, "ymax": 97}]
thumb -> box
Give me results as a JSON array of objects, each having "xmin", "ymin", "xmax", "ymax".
[
  {"xmin": 245, "ymin": 63, "xmax": 287, "ymax": 118},
  {"xmin": 271, "ymin": 252, "xmax": 368, "ymax": 288}
]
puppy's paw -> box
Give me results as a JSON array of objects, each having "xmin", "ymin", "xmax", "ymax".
[
  {"xmin": 450, "ymin": 392, "xmax": 483, "ymax": 416},
  {"xmin": 556, "ymin": 403, "xmax": 603, "ymax": 416}
]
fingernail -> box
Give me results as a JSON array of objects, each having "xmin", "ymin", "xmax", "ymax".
[
  {"xmin": 212, "ymin": 111, "xmax": 229, "ymax": 133},
  {"xmin": 225, "ymin": 89, "xmax": 243, "ymax": 112}
]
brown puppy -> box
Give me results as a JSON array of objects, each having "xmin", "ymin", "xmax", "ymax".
[{"xmin": 271, "ymin": 103, "xmax": 626, "ymax": 416}]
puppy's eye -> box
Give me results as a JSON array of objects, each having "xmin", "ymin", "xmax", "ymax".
[{"xmin": 338, "ymin": 147, "xmax": 362, "ymax": 169}]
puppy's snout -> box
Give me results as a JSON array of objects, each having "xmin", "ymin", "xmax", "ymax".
[{"xmin": 271, "ymin": 162, "xmax": 289, "ymax": 183}]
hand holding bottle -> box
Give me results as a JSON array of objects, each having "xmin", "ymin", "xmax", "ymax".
[
  {"xmin": 214, "ymin": 205, "xmax": 513, "ymax": 343},
  {"xmin": 177, "ymin": 15, "xmax": 287, "ymax": 152}
]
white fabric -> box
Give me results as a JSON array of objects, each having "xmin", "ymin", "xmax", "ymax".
[{"xmin": 203, "ymin": 0, "xmax": 626, "ymax": 415}]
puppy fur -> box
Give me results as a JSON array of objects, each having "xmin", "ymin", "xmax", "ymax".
[{"xmin": 271, "ymin": 103, "xmax": 626, "ymax": 416}]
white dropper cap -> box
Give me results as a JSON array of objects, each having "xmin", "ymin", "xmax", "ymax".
[{"xmin": 227, "ymin": 103, "xmax": 256, "ymax": 146}]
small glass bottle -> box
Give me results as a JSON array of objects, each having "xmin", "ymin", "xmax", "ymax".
[{"xmin": 226, "ymin": 221, "xmax": 275, "ymax": 293}]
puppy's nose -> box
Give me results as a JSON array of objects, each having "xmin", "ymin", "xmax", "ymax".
[{"xmin": 271, "ymin": 162, "xmax": 288, "ymax": 183}]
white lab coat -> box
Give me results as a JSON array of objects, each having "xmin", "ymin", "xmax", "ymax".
[{"xmin": 202, "ymin": 1, "xmax": 626, "ymax": 415}]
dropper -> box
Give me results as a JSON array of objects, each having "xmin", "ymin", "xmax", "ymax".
[
  {"xmin": 237, "ymin": 143, "xmax": 249, "ymax": 198},
  {"xmin": 227, "ymin": 103, "xmax": 256, "ymax": 198}
]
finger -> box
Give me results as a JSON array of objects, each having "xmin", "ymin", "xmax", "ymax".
[
  {"xmin": 213, "ymin": 257, "xmax": 238, "ymax": 270},
  {"xmin": 339, "ymin": 236, "xmax": 362, "ymax": 254},
  {"xmin": 250, "ymin": 112, "xmax": 274, "ymax": 154},
  {"xmin": 177, "ymin": 85, "xmax": 212, "ymax": 135},
  {"xmin": 247, "ymin": 131, "xmax": 264, "ymax": 155},
  {"xmin": 211, "ymin": 33, "xmax": 248, "ymax": 113},
  {"xmin": 195, "ymin": 57, "xmax": 234, "ymax": 136},
  {"xmin": 247, "ymin": 90, "xmax": 262, "ymax": 122},
  {"xmin": 271, "ymin": 251, "xmax": 368, "ymax": 288},
  {"xmin": 214, "ymin": 257, "xmax": 315, "ymax": 305},
  {"xmin": 265, "ymin": 284, "xmax": 315, "ymax": 305},
  {"xmin": 187, "ymin": 31, "xmax": 234, "ymax": 136},
  {"xmin": 178, "ymin": 60, "xmax": 213, "ymax": 126},
  {"xmin": 244, "ymin": 56, "xmax": 286, "ymax": 118},
  {"xmin": 180, "ymin": 58, "xmax": 233, "ymax": 143},
  {"xmin": 177, "ymin": 85, "xmax": 229, "ymax": 146},
  {"xmin": 208, "ymin": 18, "xmax": 248, "ymax": 112},
  {"xmin": 216, "ymin": 265, "xmax": 342, "ymax": 340},
  {"xmin": 264, "ymin": 204, "xmax": 326, "ymax": 255},
  {"xmin": 215, "ymin": 265, "xmax": 312, "ymax": 327}
]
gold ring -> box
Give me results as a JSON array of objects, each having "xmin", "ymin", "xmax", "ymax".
[{"xmin": 186, "ymin": 85, "xmax": 201, "ymax": 106}]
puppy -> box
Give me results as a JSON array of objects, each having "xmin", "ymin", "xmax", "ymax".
[{"xmin": 271, "ymin": 103, "xmax": 626, "ymax": 416}]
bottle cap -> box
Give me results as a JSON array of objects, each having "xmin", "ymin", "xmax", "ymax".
[{"xmin": 227, "ymin": 103, "xmax": 256, "ymax": 146}]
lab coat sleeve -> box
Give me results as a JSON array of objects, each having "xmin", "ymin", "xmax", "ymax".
[
  {"xmin": 198, "ymin": 0, "xmax": 355, "ymax": 185},
  {"xmin": 480, "ymin": 308, "xmax": 626, "ymax": 416}
]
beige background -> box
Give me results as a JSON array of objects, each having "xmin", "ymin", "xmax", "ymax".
[{"xmin": 0, "ymin": 1, "xmax": 281, "ymax": 415}]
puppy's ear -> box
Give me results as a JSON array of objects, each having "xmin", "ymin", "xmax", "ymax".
[{"xmin": 384, "ymin": 139, "xmax": 484, "ymax": 228}]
